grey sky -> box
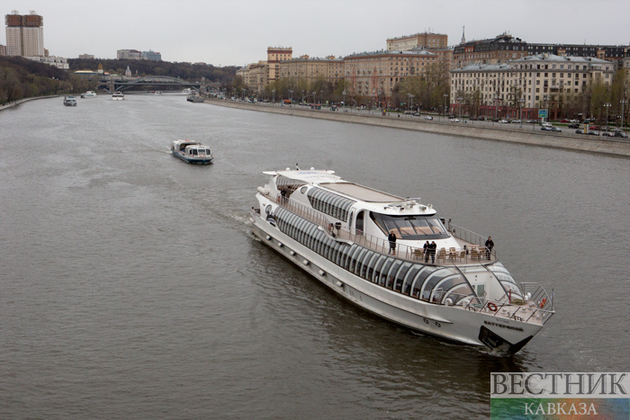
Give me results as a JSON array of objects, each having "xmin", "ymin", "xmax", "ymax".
[{"xmin": 3, "ymin": 0, "xmax": 629, "ymax": 67}]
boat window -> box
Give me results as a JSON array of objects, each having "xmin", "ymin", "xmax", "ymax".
[
  {"xmin": 385, "ymin": 260, "xmax": 402, "ymax": 289},
  {"xmin": 305, "ymin": 224, "xmax": 318, "ymax": 249},
  {"xmin": 394, "ymin": 262, "xmax": 412, "ymax": 292},
  {"xmin": 192, "ymin": 149, "xmax": 198, "ymax": 156},
  {"xmin": 369, "ymin": 213, "xmax": 449, "ymax": 240},
  {"xmin": 353, "ymin": 248, "xmax": 368, "ymax": 275},
  {"xmin": 371, "ymin": 255, "xmax": 387, "ymax": 283},
  {"xmin": 330, "ymin": 241, "xmax": 342, "ymax": 263},
  {"xmin": 336, "ymin": 243, "xmax": 350, "ymax": 266},
  {"xmin": 379, "ymin": 258, "xmax": 395, "ymax": 286},
  {"xmin": 486, "ymin": 262, "xmax": 523, "ymax": 299},
  {"xmin": 300, "ymin": 186, "xmax": 307, "ymax": 194},
  {"xmin": 347, "ymin": 245, "xmax": 362, "ymax": 272},
  {"xmin": 402, "ymin": 265, "xmax": 421, "ymax": 295},
  {"xmin": 410, "ymin": 266, "xmax": 439, "ymax": 298},
  {"xmin": 341, "ymin": 244, "xmax": 356, "ymax": 269},
  {"xmin": 205, "ymin": 149, "xmax": 211, "ymax": 155},
  {"xmin": 356, "ymin": 211, "xmax": 365, "ymax": 235},
  {"xmin": 362, "ymin": 251, "xmax": 377, "ymax": 279},
  {"xmin": 307, "ymin": 187, "xmax": 356, "ymax": 222}
]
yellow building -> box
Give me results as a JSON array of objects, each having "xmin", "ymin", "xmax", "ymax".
[
  {"xmin": 387, "ymin": 32, "xmax": 448, "ymax": 51},
  {"xmin": 343, "ymin": 49, "xmax": 439, "ymax": 102},
  {"xmin": 267, "ymin": 47, "xmax": 292, "ymax": 83},
  {"xmin": 279, "ymin": 55, "xmax": 344, "ymax": 85}
]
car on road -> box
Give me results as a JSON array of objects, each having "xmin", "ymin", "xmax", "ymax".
[
  {"xmin": 568, "ymin": 123, "xmax": 580, "ymax": 129},
  {"xmin": 542, "ymin": 126, "xmax": 562, "ymax": 132},
  {"xmin": 498, "ymin": 119, "xmax": 509, "ymax": 124},
  {"xmin": 424, "ymin": 116, "xmax": 433, "ymax": 120},
  {"xmin": 511, "ymin": 119, "xmax": 521, "ymax": 124},
  {"xmin": 449, "ymin": 118, "xmax": 460, "ymax": 122}
]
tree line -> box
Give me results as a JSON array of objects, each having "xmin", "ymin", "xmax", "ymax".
[{"xmin": 0, "ymin": 56, "xmax": 238, "ymax": 105}]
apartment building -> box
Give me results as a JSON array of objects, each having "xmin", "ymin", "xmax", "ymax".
[
  {"xmin": 452, "ymin": 33, "xmax": 528, "ymax": 69},
  {"xmin": 267, "ymin": 47, "xmax": 292, "ymax": 83},
  {"xmin": 5, "ymin": 12, "xmax": 44, "ymax": 57},
  {"xmin": 386, "ymin": 32, "xmax": 448, "ymax": 51},
  {"xmin": 344, "ymin": 49, "xmax": 439, "ymax": 102},
  {"xmin": 450, "ymin": 53, "xmax": 615, "ymax": 119},
  {"xmin": 279, "ymin": 55, "xmax": 344, "ymax": 85}
]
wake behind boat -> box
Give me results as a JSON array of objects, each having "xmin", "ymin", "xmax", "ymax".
[
  {"xmin": 250, "ymin": 168, "xmax": 555, "ymax": 354},
  {"xmin": 170, "ymin": 140, "xmax": 214, "ymax": 164}
]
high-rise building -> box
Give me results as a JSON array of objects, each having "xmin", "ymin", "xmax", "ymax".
[{"xmin": 5, "ymin": 11, "xmax": 45, "ymax": 57}]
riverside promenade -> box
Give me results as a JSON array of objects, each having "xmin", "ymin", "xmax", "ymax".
[{"xmin": 206, "ymin": 98, "xmax": 630, "ymax": 158}]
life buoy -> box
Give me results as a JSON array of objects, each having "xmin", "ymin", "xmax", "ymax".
[
  {"xmin": 539, "ymin": 298, "xmax": 547, "ymax": 308},
  {"xmin": 487, "ymin": 302, "xmax": 498, "ymax": 312}
]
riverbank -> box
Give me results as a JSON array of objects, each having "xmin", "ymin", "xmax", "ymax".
[
  {"xmin": 206, "ymin": 99, "xmax": 630, "ymax": 158},
  {"xmin": 0, "ymin": 95, "xmax": 60, "ymax": 112}
]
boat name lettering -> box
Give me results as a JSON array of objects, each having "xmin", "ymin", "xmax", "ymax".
[{"xmin": 484, "ymin": 320, "xmax": 524, "ymax": 332}]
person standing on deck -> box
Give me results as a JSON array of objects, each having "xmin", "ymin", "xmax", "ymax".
[
  {"xmin": 388, "ymin": 231, "xmax": 397, "ymax": 255},
  {"xmin": 485, "ymin": 236, "xmax": 494, "ymax": 260}
]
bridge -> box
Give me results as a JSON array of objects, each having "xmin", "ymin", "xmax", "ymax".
[{"xmin": 97, "ymin": 75, "xmax": 203, "ymax": 93}]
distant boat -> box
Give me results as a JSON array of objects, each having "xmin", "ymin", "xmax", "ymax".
[
  {"xmin": 154, "ymin": 91, "xmax": 162, "ymax": 95},
  {"xmin": 63, "ymin": 96, "xmax": 77, "ymax": 106},
  {"xmin": 187, "ymin": 94, "xmax": 205, "ymax": 103},
  {"xmin": 181, "ymin": 88, "xmax": 192, "ymax": 95},
  {"xmin": 171, "ymin": 139, "xmax": 214, "ymax": 164},
  {"xmin": 111, "ymin": 92, "xmax": 125, "ymax": 101},
  {"xmin": 82, "ymin": 91, "xmax": 97, "ymax": 98}
]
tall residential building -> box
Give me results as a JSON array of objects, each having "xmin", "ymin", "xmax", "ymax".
[
  {"xmin": 141, "ymin": 50, "xmax": 162, "ymax": 61},
  {"xmin": 279, "ymin": 55, "xmax": 344, "ymax": 86},
  {"xmin": 5, "ymin": 11, "xmax": 44, "ymax": 57},
  {"xmin": 344, "ymin": 49, "xmax": 439, "ymax": 102},
  {"xmin": 387, "ymin": 32, "xmax": 448, "ymax": 51},
  {"xmin": 450, "ymin": 53, "xmax": 615, "ymax": 119},
  {"xmin": 452, "ymin": 33, "xmax": 528, "ymax": 69},
  {"xmin": 267, "ymin": 47, "xmax": 292, "ymax": 83}
]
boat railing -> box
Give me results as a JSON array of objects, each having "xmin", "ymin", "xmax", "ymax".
[
  {"xmin": 264, "ymin": 193, "xmax": 497, "ymax": 266},
  {"xmin": 446, "ymin": 221, "xmax": 497, "ymax": 259}
]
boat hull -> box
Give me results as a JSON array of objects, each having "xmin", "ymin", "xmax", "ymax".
[
  {"xmin": 251, "ymin": 211, "xmax": 542, "ymax": 353},
  {"xmin": 171, "ymin": 150, "xmax": 213, "ymax": 164}
]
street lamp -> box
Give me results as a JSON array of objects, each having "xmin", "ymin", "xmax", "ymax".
[
  {"xmin": 272, "ymin": 89, "xmax": 275, "ymax": 103},
  {"xmin": 621, "ymin": 99, "xmax": 627, "ymax": 130},
  {"xmin": 443, "ymin": 93, "xmax": 448, "ymax": 118},
  {"xmin": 543, "ymin": 96, "xmax": 549, "ymax": 123},
  {"xmin": 457, "ymin": 97, "xmax": 463, "ymax": 119},
  {"xmin": 519, "ymin": 98, "xmax": 525, "ymax": 128},
  {"xmin": 343, "ymin": 90, "xmax": 346, "ymax": 111},
  {"xmin": 320, "ymin": 90, "xmax": 323, "ymax": 105},
  {"xmin": 603, "ymin": 102, "xmax": 611, "ymax": 131},
  {"xmin": 288, "ymin": 89, "xmax": 293, "ymax": 104},
  {"xmin": 407, "ymin": 93, "xmax": 414, "ymax": 113}
]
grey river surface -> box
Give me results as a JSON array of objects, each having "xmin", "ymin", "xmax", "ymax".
[{"xmin": 1, "ymin": 94, "xmax": 629, "ymax": 419}]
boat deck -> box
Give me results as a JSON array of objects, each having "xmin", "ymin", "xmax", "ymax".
[{"xmin": 270, "ymin": 194, "xmax": 497, "ymax": 267}]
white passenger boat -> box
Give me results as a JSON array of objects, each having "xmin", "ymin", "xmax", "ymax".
[
  {"xmin": 250, "ymin": 168, "xmax": 555, "ymax": 354},
  {"xmin": 170, "ymin": 139, "xmax": 214, "ymax": 164},
  {"xmin": 111, "ymin": 92, "xmax": 125, "ymax": 100},
  {"xmin": 82, "ymin": 91, "xmax": 97, "ymax": 98},
  {"xmin": 63, "ymin": 96, "xmax": 77, "ymax": 106}
]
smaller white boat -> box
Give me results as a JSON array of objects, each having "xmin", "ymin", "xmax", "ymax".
[
  {"xmin": 83, "ymin": 91, "xmax": 97, "ymax": 98},
  {"xmin": 63, "ymin": 96, "xmax": 77, "ymax": 106},
  {"xmin": 154, "ymin": 91, "xmax": 162, "ymax": 95},
  {"xmin": 111, "ymin": 92, "xmax": 125, "ymax": 100},
  {"xmin": 171, "ymin": 140, "xmax": 214, "ymax": 164}
]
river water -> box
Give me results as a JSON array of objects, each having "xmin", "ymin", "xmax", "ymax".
[{"xmin": 1, "ymin": 94, "xmax": 628, "ymax": 419}]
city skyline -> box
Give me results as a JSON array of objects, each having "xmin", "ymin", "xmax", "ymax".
[{"xmin": 2, "ymin": 0, "xmax": 630, "ymax": 66}]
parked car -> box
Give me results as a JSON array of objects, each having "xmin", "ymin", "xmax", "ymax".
[
  {"xmin": 542, "ymin": 126, "xmax": 562, "ymax": 132},
  {"xmin": 449, "ymin": 118, "xmax": 460, "ymax": 122},
  {"xmin": 412, "ymin": 112, "xmax": 420, "ymax": 116},
  {"xmin": 568, "ymin": 123, "xmax": 580, "ymax": 129},
  {"xmin": 498, "ymin": 119, "xmax": 509, "ymax": 124},
  {"xmin": 511, "ymin": 119, "xmax": 521, "ymax": 123},
  {"xmin": 613, "ymin": 132, "xmax": 629, "ymax": 138},
  {"xmin": 424, "ymin": 116, "xmax": 433, "ymax": 120},
  {"xmin": 477, "ymin": 116, "xmax": 485, "ymax": 121}
]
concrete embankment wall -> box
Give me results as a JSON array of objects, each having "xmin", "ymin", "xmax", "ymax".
[{"xmin": 206, "ymin": 99, "xmax": 630, "ymax": 158}]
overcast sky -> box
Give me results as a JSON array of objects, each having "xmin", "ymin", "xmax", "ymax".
[{"xmin": 3, "ymin": 0, "xmax": 629, "ymax": 67}]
